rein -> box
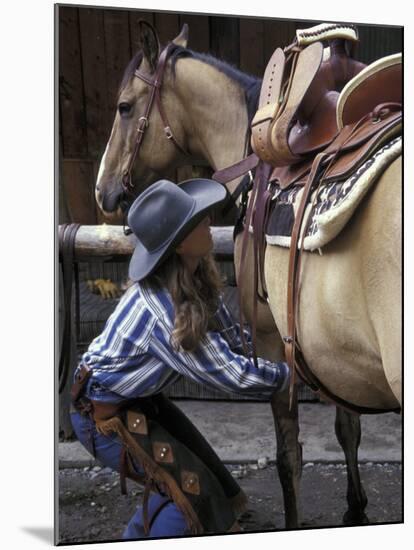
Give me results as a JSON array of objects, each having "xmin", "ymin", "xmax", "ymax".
[
  {"xmin": 121, "ymin": 42, "xmax": 191, "ymax": 195},
  {"xmin": 59, "ymin": 223, "xmax": 81, "ymax": 394}
]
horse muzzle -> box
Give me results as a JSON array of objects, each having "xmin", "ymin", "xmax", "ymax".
[{"xmin": 97, "ymin": 184, "xmax": 127, "ymax": 215}]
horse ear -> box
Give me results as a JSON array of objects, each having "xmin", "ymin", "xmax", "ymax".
[
  {"xmin": 138, "ymin": 20, "xmax": 160, "ymax": 72},
  {"xmin": 172, "ymin": 24, "xmax": 189, "ymax": 48}
]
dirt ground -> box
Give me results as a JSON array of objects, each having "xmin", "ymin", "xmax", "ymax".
[{"xmin": 57, "ymin": 461, "xmax": 402, "ymax": 544}]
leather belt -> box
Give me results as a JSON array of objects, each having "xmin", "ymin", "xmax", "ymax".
[
  {"xmin": 90, "ymin": 400, "xmax": 124, "ymax": 421},
  {"xmin": 71, "ymin": 364, "xmax": 147, "ymax": 423},
  {"xmin": 71, "ymin": 390, "xmax": 126, "ymax": 421}
]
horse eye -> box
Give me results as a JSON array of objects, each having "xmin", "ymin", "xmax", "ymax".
[{"xmin": 118, "ymin": 102, "xmax": 132, "ymax": 116}]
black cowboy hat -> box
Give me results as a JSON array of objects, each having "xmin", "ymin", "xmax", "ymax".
[{"xmin": 127, "ymin": 178, "xmax": 227, "ymax": 281}]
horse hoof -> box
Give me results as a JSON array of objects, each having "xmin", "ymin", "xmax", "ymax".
[{"xmin": 343, "ymin": 510, "xmax": 369, "ymax": 525}]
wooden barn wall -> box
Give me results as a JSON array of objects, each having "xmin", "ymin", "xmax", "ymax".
[{"xmin": 57, "ymin": 6, "xmax": 402, "ymax": 225}]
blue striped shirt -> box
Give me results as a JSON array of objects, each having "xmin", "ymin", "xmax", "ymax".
[{"xmin": 75, "ymin": 282, "xmax": 290, "ymax": 403}]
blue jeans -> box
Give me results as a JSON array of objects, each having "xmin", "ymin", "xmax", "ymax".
[{"xmin": 70, "ymin": 411, "xmax": 188, "ymax": 539}]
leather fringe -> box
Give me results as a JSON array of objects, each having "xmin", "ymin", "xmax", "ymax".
[
  {"xmin": 95, "ymin": 415, "xmax": 204, "ymax": 535},
  {"xmin": 95, "ymin": 416, "xmax": 120, "ymax": 437}
]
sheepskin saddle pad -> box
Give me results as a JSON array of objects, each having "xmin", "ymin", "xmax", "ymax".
[{"xmin": 264, "ymin": 135, "xmax": 401, "ymax": 252}]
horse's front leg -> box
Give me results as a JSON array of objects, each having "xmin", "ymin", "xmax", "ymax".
[
  {"xmin": 255, "ymin": 327, "xmax": 302, "ymax": 529},
  {"xmin": 234, "ymin": 234, "xmax": 302, "ymax": 529},
  {"xmin": 270, "ymin": 386, "xmax": 302, "ymax": 529},
  {"xmin": 334, "ymin": 406, "xmax": 368, "ymax": 524}
]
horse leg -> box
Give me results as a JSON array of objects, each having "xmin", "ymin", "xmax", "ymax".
[
  {"xmin": 270, "ymin": 387, "xmax": 302, "ymax": 529},
  {"xmin": 234, "ymin": 233, "xmax": 302, "ymax": 528},
  {"xmin": 334, "ymin": 406, "xmax": 368, "ymax": 524}
]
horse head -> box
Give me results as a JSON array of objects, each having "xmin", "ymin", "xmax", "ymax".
[{"xmin": 95, "ymin": 21, "xmax": 190, "ymax": 215}]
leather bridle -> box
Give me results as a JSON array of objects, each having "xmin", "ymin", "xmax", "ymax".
[{"xmin": 121, "ymin": 42, "xmax": 190, "ymax": 195}]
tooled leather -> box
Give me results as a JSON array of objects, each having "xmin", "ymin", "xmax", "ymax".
[
  {"xmin": 270, "ymin": 109, "xmax": 401, "ymax": 189},
  {"xmin": 268, "ymin": 42, "xmax": 324, "ymax": 166},
  {"xmin": 251, "ymin": 48, "xmax": 285, "ymax": 164}
]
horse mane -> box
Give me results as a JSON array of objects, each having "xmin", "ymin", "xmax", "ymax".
[{"xmin": 119, "ymin": 45, "xmax": 261, "ymax": 125}]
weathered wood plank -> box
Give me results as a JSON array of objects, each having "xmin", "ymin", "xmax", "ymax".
[
  {"xmin": 154, "ymin": 11, "xmax": 180, "ymax": 45},
  {"xmin": 263, "ymin": 19, "xmax": 297, "ymax": 63},
  {"xmin": 356, "ymin": 24, "xmax": 402, "ymax": 64},
  {"xmin": 59, "ymin": 136, "xmax": 71, "ymax": 224},
  {"xmin": 210, "ymin": 15, "xmax": 240, "ymax": 66},
  {"xmin": 59, "ymin": 224, "xmax": 235, "ymax": 259},
  {"xmin": 179, "ymin": 13, "xmax": 210, "ymax": 53},
  {"xmin": 240, "ymin": 18, "xmax": 265, "ymax": 77},
  {"xmin": 61, "ymin": 160, "xmax": 97, "ymax": 224},
  {"xmin": 103, "ymin": 9, "xmax": 131, "ymax": 115},
  {"xmin": 79, "ymin": 7, "xmax": 110, "ymax": 158},
  {"xmin": 59, "ymin": 6, "xmax": 88, "ymax": 158}
]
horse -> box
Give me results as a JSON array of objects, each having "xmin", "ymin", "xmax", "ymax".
[{"xmin": 94, "ymin": 21, "xmax": 401, "ymax": 528}]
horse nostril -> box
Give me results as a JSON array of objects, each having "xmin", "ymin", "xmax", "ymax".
[{"xmin": 101, "ymin": 189, "xmax": 124, "ymax": 213}]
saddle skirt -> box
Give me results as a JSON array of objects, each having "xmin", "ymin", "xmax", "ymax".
[{"xmin": 264, "ymin": 135, "xmax": 401, "ymax": 251}]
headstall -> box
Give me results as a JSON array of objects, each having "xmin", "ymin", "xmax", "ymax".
[{"xmin": 121, "ymin": 42, "xmax": 190, "ymax": 195}]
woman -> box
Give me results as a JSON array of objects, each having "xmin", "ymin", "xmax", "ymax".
[{"xmin": 70, "ymin": 178, "xmax": 290, "ymax": 540}]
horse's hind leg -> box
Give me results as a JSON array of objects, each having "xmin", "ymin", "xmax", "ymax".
[
  {"xmin": 334, "ymin": 406, "xmax": 368, "ymax": 524},
  {"xmin": 270, "ymin": 387, "xmax": 302, "ymax": 528}
]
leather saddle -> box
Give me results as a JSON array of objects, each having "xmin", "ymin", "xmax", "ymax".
[
  {"xmin": 215, "ymin": 26, "xmax": 402, "ymax": 190},
  {"xmin": 213, "ymin": 22, "xmax": 402, "ymax": 414},
  {"xmin": 269, "ymin": 51, "xmax": 402, "ymax": 189},
  {"xmin": 251, "ymin": 25, "xmax": 366, "ymax": 166},
  {"xmin": 249, "ymin": 25, "xmax": 402, "ymax": 411}
]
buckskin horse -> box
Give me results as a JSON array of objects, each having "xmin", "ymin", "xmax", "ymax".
[{"xmin": 94, "ymin": 21, "xmax": 401, "ymax": 528}]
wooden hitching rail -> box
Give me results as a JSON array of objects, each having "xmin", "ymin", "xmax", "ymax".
[{"xmin": 59, "ymin": 225, "xmax": 235, "ymax": 261}]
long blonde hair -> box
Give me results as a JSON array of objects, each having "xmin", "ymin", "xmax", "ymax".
[{"xmin": 146, "ymin": 252, "xmax": 223, "ymax": 351}]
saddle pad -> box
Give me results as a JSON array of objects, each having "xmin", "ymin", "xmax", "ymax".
[{"xmin": 264, "ymin": 135, "xmax": 401, "ymax": 251}]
